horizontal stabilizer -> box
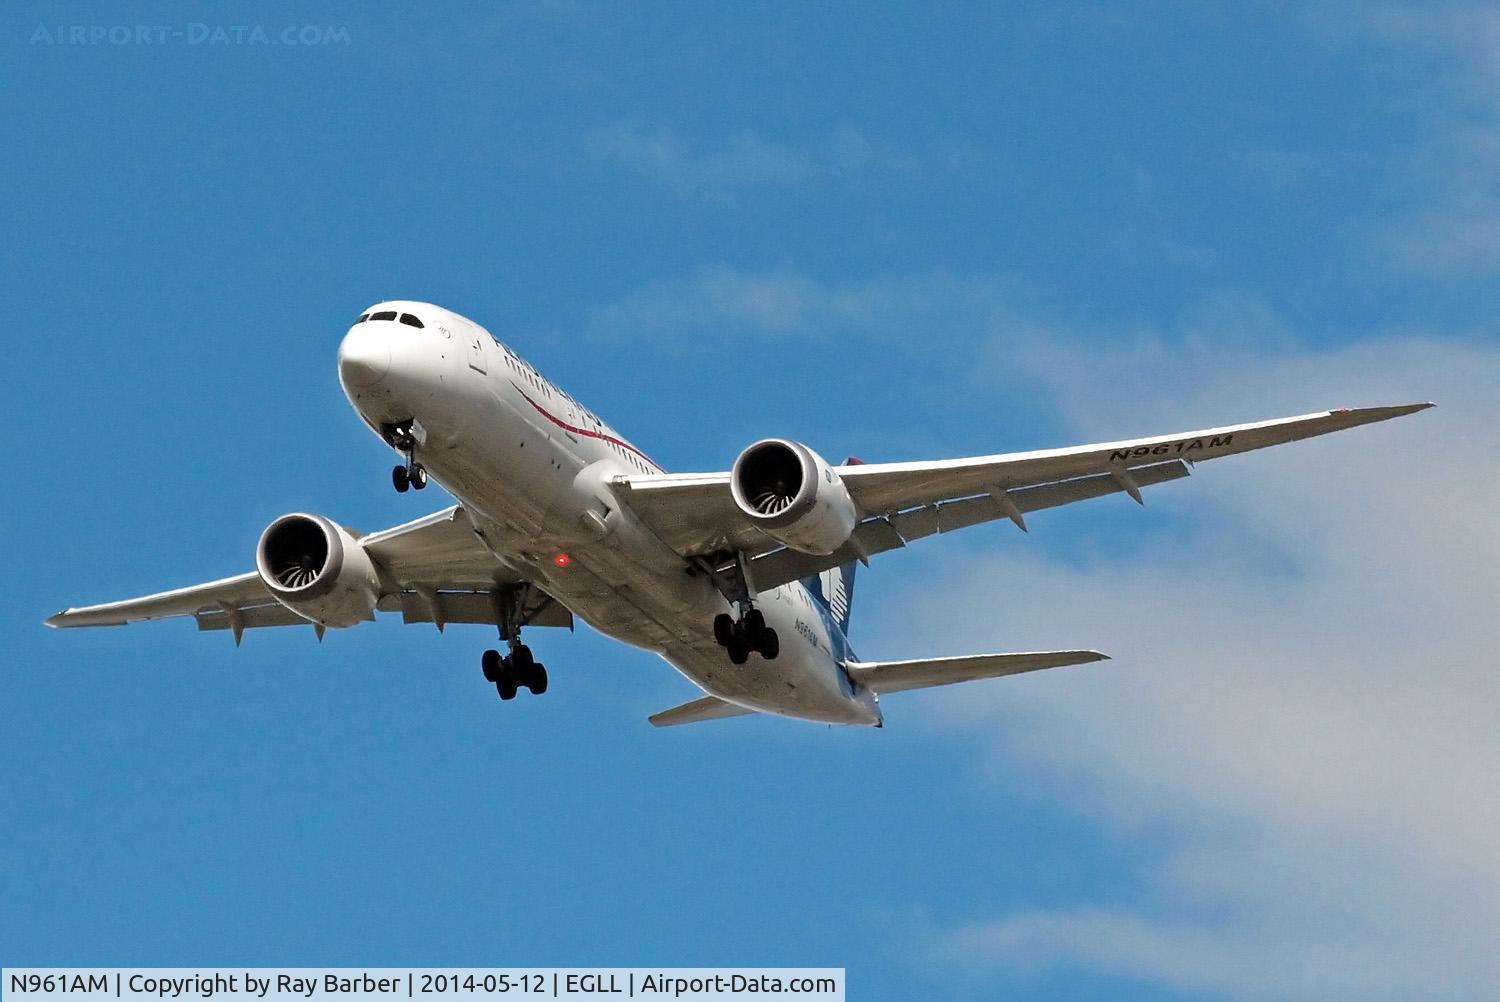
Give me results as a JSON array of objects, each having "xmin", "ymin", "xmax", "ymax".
[
  {"xmin": 649, "ymin": 694, "xmax": 756, "ymax": 728},
  {"xmin": 845, "ymin": 650, "xmax": 1109, "ymax": 694}
]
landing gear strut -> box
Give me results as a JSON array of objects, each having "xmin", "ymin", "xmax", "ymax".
[
  {"xmin": 389, "ymin": 423, "xmax": 427, "ymax": 493},
  {"xmin": 481, "ymin": 643, "xmax": 548, "ymax": 699},
  {"xmin": 713, "ymin": 607, "xmax": 779, "ymax": 664}
]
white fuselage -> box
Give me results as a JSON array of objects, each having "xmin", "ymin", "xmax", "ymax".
[{"xmin": 338, "ymin": 301, "xmax": 882, "ymax": 726}]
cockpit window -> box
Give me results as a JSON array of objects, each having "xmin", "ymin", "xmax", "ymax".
[
  {"xmin": 355, "ymin": 313, "xmax": 370, "ymax": 324},
  {"xmin": 399, "ymin": 313, "xmax": 424, "ymax": 328},
  {"xmin": 369, "ymin": 310, "xmax": 398, "ymax": 322}
]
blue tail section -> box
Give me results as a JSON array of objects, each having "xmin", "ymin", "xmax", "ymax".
[
  {"xmin": 801, "ymin": 454, "xmax": 864, "ymax": 637},
  {"xmin": 801, "ymin": 561, "xmax": 858, "ymax": 636}
]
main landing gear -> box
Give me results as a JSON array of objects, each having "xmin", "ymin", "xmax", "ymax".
[
  {"xmin": 481, "ymin": 644, "xmax": 548, "ymax": 700},
  {"xmin": 713, "ymin": 608, "xmax": 779, "ymax": 665},
  {"xmin": 389, "ymin": 423, "xmax": 428, "ymax": 493},
  {"xmin": 483, "ymin": 589, "xmax": 548, "ymax": 701}
]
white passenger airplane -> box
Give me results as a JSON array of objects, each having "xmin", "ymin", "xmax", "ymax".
[{"xmin": 47, "ymin": 302, "xmax": 1431, "ymax": 727}]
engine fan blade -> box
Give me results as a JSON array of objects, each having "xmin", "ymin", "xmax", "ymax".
[
  {"xmin": 274, "ymin": 558, "xmax": 321, "ymax": 589},
  {"xmin": 752, "ymin": 490, "xmax": 794, "ymax": 514}
]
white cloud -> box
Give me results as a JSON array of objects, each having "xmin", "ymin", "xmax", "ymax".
[
  {"xmin": 595, "ymin": 267, "xmax": 1008, "ymax": 337},
  {"xmin": 592, "ymin": 124, "xmax": 924, "ymax": 187},
  {"xmin": 876, "ymin": 320, "xmax": 1498, "ymax": 997}
]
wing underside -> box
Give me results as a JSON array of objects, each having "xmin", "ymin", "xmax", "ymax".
[
  {"xmin": 46, "ymin": 505, "xmax": 572, "ymax": 641},
  {"xmin": 613, "ymin": 404, "xmax": 1432, "ymax": 589}
]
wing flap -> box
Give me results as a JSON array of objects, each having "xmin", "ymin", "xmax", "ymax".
[
  {"xmin": 396, "ymin": 590, "xmax": 573, "ymax": 630},
  {"xmin": 648, "ymin": 694, "xmax": 757, "ymax": 727},
  {"xmin": 846, "ymin": 649, "xmax": 1109, "ymax": 694}
]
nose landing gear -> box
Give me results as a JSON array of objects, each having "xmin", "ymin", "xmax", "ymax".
[
  {"xmin": 713, "ymin": 607, "xmax": 779, "ymax": 664},
  {"xmin": 392, "ymin": 462, "xmax": 427, "ymax": 493},
  {"xmin": 388, "ymin": 423, "xmax": 428, "ymax": 493}
]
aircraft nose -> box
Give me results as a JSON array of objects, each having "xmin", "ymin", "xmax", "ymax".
[{"xmin": 338, "ymin": 325, "xmax": 390, "ymax": 388}]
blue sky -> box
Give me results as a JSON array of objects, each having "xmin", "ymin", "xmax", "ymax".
[{"xmin": 5, "ymin": 3, "xmax": 1498, "ymax": 999}]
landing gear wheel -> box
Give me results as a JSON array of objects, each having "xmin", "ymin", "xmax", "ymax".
[
  {"xmin": 410, "ymin": 464, "xmax": 428, "ymax": 490},
  {"xmin": 481, "ymin": 649, "xmax": 503, "ymax": 682},
  {"xmin": 727, "ymin": 639, "xmax": 750, "ymax": 665},
  {"xmin": 510, "ymin": 644, "xmax": 534, "ymax": 670},
  {"xmin": 497, "ymin": 656, "xmax": 519, "ymax": 700},
  {"xmin": 713, "ymin": 614, "xmax": 734, "ymax": 647},
  {"xmin": 756, "ymin": 628, "xmax": 780, "ymax": 660},
  {"xmin": 745, "ymin": 608, "xmax": 766, "ymax": 637},
  {"xmin": 392, "ymin": 464, "xmax": 410, "ymax": 493},
  {"xmin": 527, "ymin": 663, "xmax": 548, "ymax": 695}
]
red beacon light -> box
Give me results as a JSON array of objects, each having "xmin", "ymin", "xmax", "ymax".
[{"xmin": 553, "ymin": 552, "xmax": 571, "ymax": 567}]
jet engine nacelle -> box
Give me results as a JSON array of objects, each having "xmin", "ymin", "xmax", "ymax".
[
  {"xmin": 730, "ymin": 439, "xmax": 858, "ymax": 555},
  {"xmin": 255, "ymin": 513, "xmax": 381, "ymax": 628}
]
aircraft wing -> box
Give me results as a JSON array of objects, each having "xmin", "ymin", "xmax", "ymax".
[
  {"xmin": 614, "ymin": 403, "xmax": 1432, "ymax": 591},
  {"xmin": 45, "ymin": 505, "xmax": 572, "ymax": 642}
]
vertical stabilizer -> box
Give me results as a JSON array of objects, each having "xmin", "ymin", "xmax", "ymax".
[{"xmin": 802, "ymin": 560, "xmax": 857, "ymax": 635}]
